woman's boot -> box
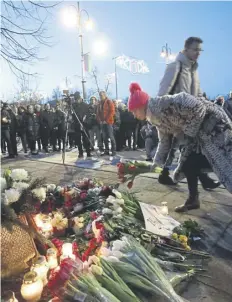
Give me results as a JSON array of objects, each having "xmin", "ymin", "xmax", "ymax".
[{"xmin": 175, "ymin": 173, "xmax": 200, "ymax": 213}]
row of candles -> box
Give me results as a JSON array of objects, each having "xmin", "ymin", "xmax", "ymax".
[{"xmin": 19, "ymin": 243, "xmax": 75, "ymax": 302}]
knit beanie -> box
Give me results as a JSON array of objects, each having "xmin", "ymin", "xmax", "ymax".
[{"xmin": 128, "ymin": 83, "xmax": 149, "ymax": 111}]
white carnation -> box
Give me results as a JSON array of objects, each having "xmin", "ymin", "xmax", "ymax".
[
  {"xmin": 12, "ymin": 182, "xmax": 29, "ymax": 192},
  {"xmin": 46, "ymin": 184, "xmax": 56, "ymax": 192},
  {"xmin": 10, "ymin": 169, "xmax": 28, "ymax": 181},
  {"xmin": 4, "ymin": 188, "xmax": 21, "ymax": 205},
  {"xmin": 32, "ymin": 187, "xmax": 46, "ymax": 201},
  {"xmin": 112, "ymin": 189, "xmax": 122, "ymax": 199},
  {"xmin": 102, "ymin": 208, "xmax": 113, "ymax": 215},
  {"xmin": 114, "ymin": 214, "xmax": 123, "ymax": 219},
  {"xmin": 1, "ymin": 177, "xmax": 7, "ymax": 192},
  {"xmin": 106, "ymin": 196, "xmax": 115, "ymax": 204}
]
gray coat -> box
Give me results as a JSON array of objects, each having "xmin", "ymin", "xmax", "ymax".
[
  {"xmin": 147, "ymin": 92, "xmax": 232, "ymax": 193},
  {"xmin": 158, "ymin": 52, "xmax": 202, "ymax": 97}
]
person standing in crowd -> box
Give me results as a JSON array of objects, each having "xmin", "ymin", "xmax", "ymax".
[
  {"xmin": 112, "ymin": 100, "xmax": 121, "ymax": 151},
  {"xmin": 88, "ymin": 96, "xmax": 103, "ymax": 152},
  {"xmin": 1, "ymin": 103, "xmax": 14, "ymax": 158},
  {"xmin": 128, "ymin": 83, "xmax": 232, "ymax": 213},
  {"xmin": 140, "ymin": 122, "xmax": 159, "ymax": 161},
  {"xmin": 54, "ymin": 104, "xmax": 66, "ymax": 151},
  {"xmin": 72, "ymin": 92, "xmax": 92, "ymax": 158},
  {"xmin": 6, "ymin": 103, "xmax": 18, "ymax": 157},
  {"xmin": 157, "ymin": 36, "xmax": 220, "ymax": 190},
  {"xmin": 17, "ymin": 106, "xmax": 28, "ymax": 154},
  {"xmin": 66, "ymin": 108, "xmax": 76, "ymax": 149},
  {"xmin": 35, "ymin": 104, "xmax": 42, "ymax": 151},
  {"xmin": 96, "ymin": 91, "xmax": 116, "ymax": 156},
  {"xmin": 40, "ymin": 103, "xmax": 55, "ymax": 153},
  {"xmin": 25, "ymin": 105, "xmax": 40, "ymax": 155}
]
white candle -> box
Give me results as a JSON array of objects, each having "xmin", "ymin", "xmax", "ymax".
[
  {"xmin": 46, "ymin": 248, "xmax": 58, "ymax": 269},
  {"xmin": 2, "ymin": 291, "xmax": 18, "ymax": 302},
  {"xmin": 62, "ymin": 243, "xmax": 73, "ymax": 257},
  {"xmin": 160, "ymin": 202, "xmax": 169, "ymax": 215},
  {"xmin": 31, "ymin": 256, "xmax": 49, "ymax": 286},
  {"xmin": 21, "ymin": 272, "xmax": 43, "ymax": 302}
]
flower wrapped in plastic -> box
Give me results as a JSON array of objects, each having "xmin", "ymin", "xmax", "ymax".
[{"xmin": 117, "ymin": 160, "xmax": 162, "ymax": 189}]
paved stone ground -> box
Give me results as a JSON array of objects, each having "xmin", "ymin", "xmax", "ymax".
[{"xmin": 1, "ymin": 149, "xmax": 232, "ymax": 302}]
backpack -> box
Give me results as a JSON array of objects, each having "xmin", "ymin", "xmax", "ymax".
[{"xmin": 169, "ymin": 61, "xmax": 182, "ymax": 95}]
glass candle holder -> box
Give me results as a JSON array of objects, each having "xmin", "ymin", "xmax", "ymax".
[
  {"xmin": 160, "ymin": 201, "xmax": 169, "ymax": 215},
  {"xmin": 31, "ymin": 256, "xmax": 49, "ymax": 286},
  {"xmin": 46, "ymin": 248, "xmax": 58, "ymax": 269},
  {"xmin": 21, "ymin": 272, "xmax": 43, "ymax": 302},
  {"xmin": 2, "ymin": 290, "xmax": 18, "ymax": 302},
  {"xmin": 41, "ymin": 215, "xmax": 53, "ymax": 239}
]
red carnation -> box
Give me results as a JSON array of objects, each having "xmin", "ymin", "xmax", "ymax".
[
  {"xmin": 80, "ymin": 192, "xmax": 87, "ymax": 200},
  {"xmin": 90, "ymin": 212, "xmax": 98, "ymax": 220}
]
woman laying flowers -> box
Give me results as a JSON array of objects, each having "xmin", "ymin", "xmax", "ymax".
[{"xmin": 127, "ymin": 83, "xmax": 232, "ymax": 212}]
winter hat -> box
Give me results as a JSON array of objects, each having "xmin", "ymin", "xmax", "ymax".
[{"xmin": 128, "ymin": 83, "xmax": 149, "ymax": 111}]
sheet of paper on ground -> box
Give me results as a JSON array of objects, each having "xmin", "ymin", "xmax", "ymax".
[{"xmin": 139, "ymin": 202, "xmax": 180, "ymax": 237}]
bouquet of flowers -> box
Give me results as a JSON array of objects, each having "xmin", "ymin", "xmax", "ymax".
[{"xmin": 117, "ymin": 160, "xmax": 162, "ymax": 189}]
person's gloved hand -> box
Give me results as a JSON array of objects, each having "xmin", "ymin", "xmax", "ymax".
[{"xmin": 158, "ymin": 167, "xmax": 176, "ymax": 185}]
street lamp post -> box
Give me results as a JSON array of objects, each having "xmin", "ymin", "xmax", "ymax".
[
  {"xmin": 77, "ymin": 2, "xmax": 87, "ymax": 101},
  {"xmin": 160, "ymin": 43, "xmax": 174, "ymax": 63},
  {"xmin": 112, "ymin": 56, "xmax": 119, "ymax": 100}
]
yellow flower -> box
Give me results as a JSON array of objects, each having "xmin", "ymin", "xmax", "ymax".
[
  {"xmin": 182, "ymin": 242, "xmax": 188, "ymax": 249},
  {"xmin": 186, "ymin": 245, "xmax": 191, "ymax": 251},
  {"xmin": 78, "ymin": 217, "xmax": 84, "ymax": 223},
  {"xmin": 172, "ymin": 233, "xmax": 178, "ymax": 240},
  {"xmin": 179, "ymin": 235, "xmax": 188, "ymax": 243}
]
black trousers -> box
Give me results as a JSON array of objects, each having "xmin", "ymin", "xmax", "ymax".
[
  {"xmin": 75, "ymin": 129, "xmax": 91, "ymax": 154},
  {"xmin": 19, "ymin": 132, "xmax": 28, "ymax": 152},
  {"xmin": 1, "ymin": 129, "xmax": 13, "ymax": 155},
  {"xmin": 10, "ymin": 131, "xmax": 18, "ymax": 155},
  {"xmin": 182, "ymin": 152, "xmax": 211, "ymax": 197},
  {"xmin": 28, "ymin": 139, "xmax": 36, "ymax": 152}
]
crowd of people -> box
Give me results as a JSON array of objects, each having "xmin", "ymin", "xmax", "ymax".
[{"xmin": 1, "ymin": 91, "xmax": 158, "ymax": 159}]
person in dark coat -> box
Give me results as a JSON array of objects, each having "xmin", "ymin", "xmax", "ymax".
[
  {"xmin": 35, "ymin": 104, "xmax": 42, "ymax": 151},
  {"xmin": 5, "ymin": 104, "xmax": 18, "ymax": 156},
  {"xmin": 87, "ymin": 96, "xmax": 103, "ymax": 152},
  {"xmin": 25, "ymin": 105, "xmax": 40, "ymax": 154},
  {"xmin": 54, "ymin": 104, "xmax": 66, "ymax": 151},
  {"xmin": 72, "ymin": 95, "xmax": 92, "ymax": 158},
  {"xmin": 40, "ymin": 103, "xmax": 55, "ymax": 152},
  {"xmin": 17, "ymin": 106, "xmax": 28, "ymax": 153},
  {"xmin": 1, "ymin": 103, "xmax": 14, "ymax": 158}
]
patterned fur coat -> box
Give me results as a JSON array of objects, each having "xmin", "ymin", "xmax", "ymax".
[{"xmin": 146, "ymin": 92, "xmax": 232, "ymax": 193}]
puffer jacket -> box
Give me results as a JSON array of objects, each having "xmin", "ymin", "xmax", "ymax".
[
  {"xmin": 158, "ymin": 52, "xmax": 202, "ymax": 97},
  {"xmin": 96, "ymin": 99, "xmax": 115, "ymax": 125}
]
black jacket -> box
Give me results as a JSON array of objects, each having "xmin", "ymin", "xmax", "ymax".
[
  {"xmin": 17, "ymin": 112, "xmax": 27, "ymax": 134},
  {"xmin": 40, "ymin": 110, "xmax": 55, "ymax": 130},
  {"xmin": 72, "ymin": 101, "xmax": 89, "ymax": 130},
  {"xmin": 25, "ymin": 112, "xmax": 40, "ymax": 140},
  {"xmin": 1, "ymin": 109, "xmax": 11, "ymax": 131}
]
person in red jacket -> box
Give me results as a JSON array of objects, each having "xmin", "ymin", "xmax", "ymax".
[{"xmin": 96, "ymin": 91, "xmax": 116, "ymax": 156}]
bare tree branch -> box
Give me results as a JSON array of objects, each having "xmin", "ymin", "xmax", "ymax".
[{"xmin": 1, "ymin": 0, "xmax": 61, "ymax": 78}]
